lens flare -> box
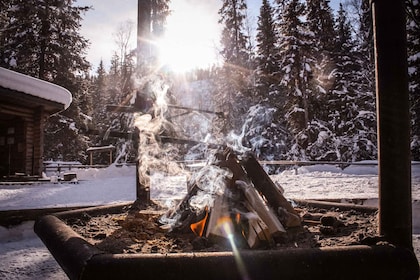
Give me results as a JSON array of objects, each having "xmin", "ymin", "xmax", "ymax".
[{"xmin": 218, "ymin": 217, "xmax": 251, "ymax": 280}]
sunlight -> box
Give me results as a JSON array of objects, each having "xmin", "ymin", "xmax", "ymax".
[{"xmin": 156, "ymin": 1, "xmax": 221, "ymax": 73}]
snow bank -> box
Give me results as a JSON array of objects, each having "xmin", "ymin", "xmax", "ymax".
[
  {"xmin": 0, "ymin": 165, "xmax": 136, "ymax": 211},
  {"xmin": 0, "ymin": 222, "xmax": 68, "ymax": 280}
]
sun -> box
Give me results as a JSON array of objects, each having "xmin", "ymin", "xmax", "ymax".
[{"xmin": 155, "ymin": 1, "xmax": 221, "ymax": 73}]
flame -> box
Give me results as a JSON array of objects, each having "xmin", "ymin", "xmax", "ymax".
[
  {"xmin": 235, "ymin": 212, "xmax": 241, "ymax": 224},
  {"xmin": 190, "ymin": 209, "xmax": 209, "ymax": 236}
]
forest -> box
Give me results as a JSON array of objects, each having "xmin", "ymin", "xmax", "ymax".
[{"xmin": 0, "ymin": 0, "xmax": 419, "ymax": 165}]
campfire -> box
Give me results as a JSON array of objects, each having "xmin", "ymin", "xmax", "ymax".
[{"xmin": 161, "ymin": 148, "xmax": 301, "ymax": 249}]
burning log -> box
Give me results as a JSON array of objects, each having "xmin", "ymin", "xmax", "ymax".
[
  {"xmin": 216, "ymin": 150, "xmax": 287, "ymax": 246},
  {"xmin": 204, "ymin": 192, "xmax": 232, "ymax": 242},
  {"xmin": 204, "ymin": 187, "xmax": 271, "ymax": 249},
  {"xmin": 162, "ymin": 148, "xmax": 300, "ymax": 250},
  {"xmin": 162, "ymin": 184, "xmax": 203, "ymax": 233}
]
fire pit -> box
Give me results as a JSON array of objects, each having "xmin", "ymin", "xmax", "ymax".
[
  {"xmin": 34, "ymin": 151, "xmax": 419, "ymax": 280},
  {"xmin": 35, "ymin": 200, "xmax": 419, "ymax": 280}
]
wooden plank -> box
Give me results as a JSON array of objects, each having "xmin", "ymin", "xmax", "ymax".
[
  {"xmin": 242, "ymin": 153, "xmax": 301, "ymax": 227},
  {"xmin": 205, "ymin": 194, "xmax": 229, "ymax": 240},
  {"xmin": 242, "ymin": 202, "xmax": 272, "ymax": 248},
  {"xmin": 238, "ymin": 180, "xmax": 286, "ymax": 237}
]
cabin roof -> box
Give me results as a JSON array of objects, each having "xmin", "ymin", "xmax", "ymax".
[{"xmin": 0, "ymin": 67, "xmax": 72, "ymax": 114}]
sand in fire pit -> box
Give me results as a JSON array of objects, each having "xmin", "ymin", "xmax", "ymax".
[{"xmin": 66, "ymin": 201, "xmax": 379, "ymax": 254}]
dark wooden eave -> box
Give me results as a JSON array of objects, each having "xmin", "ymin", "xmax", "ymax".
[{"xmin": 0, "ymin": 86, "xmax": 66, "ymax": 116}]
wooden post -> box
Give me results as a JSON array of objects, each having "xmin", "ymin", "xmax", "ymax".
[
  {"xmin": 137, "ymin": 0, "xmax": 152, "ymax": 69},
  {"xmin": 372, "ymin": 0, "xmax": 412, "ymax": 249},
  {"xmin": 136, "ymin": 160, "xmax": 150, "ymax": 203}
]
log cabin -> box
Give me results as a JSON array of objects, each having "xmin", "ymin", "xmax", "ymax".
[{"xmin": 0, "ymin": 67, "xmax": 72, "ymax": 179}]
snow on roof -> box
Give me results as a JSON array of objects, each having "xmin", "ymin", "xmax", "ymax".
[
  {"xmin": 0, "ymin": 67, "xmax": 72, "ymax": 110},
  {"xmin": 86, "ymin": 145, "xmax": 116, "ymax": 152}
]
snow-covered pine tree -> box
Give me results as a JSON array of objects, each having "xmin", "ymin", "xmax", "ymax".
[
  {"xmin": 89, "ymin": 60, "xmax": 113, "ymax": 163},
  {"xmin": 305, "ymin": 0, "xmax": 335, "ymax": 121},
  {"xmin": 0, "ymin": 0, "xmax": 92, "ymax": 162},
  {"xmin": 91, "ymin": 60, "xmax": 108, "ymax": 130},
  {"xmin": 407, "ymin": 0, "xmax": 420, "ymax": 160},
  {"xmin": 151, "ymin": 0, "xmax": 171, "ymax": 37},
  {"xmin": 0, "ymin": 1, "xmax": 8, "ymax": 50},
  {"xmin": 93, "ymin": 24, "xmax": 138, "ymax": 164},
  {"xmin": 216, "ymin": 0, "xmax": 253, "ymax": 134},
  {"xmin": 219, "ymin": 0, "xmax": 250, "ymax": 69},
  {"xmin": 350, "ymin": 0, "xmax": 377, "ymax": 161},
  {"xmin": 328, "ymin": 4, "xmax": 362, "ymax": 161},
  {"xmin": 0, "ymin": 0, "xmax": 90, "ymax": 79},
  {"xmin": 243, "ymin": 0, "xmax": 290, "ymax": 162},
  {"xmin": 275, "ymin": 0, "xmax": 314, "ymax": 160},
  {"xmin": 255, "ymin": 0, "xmax": 280, "ymax": 102},
  {"xmin": 302, "ymin": 0, "xmax": 339, "ymax": 161}
]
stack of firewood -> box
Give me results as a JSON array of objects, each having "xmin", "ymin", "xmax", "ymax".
[{"xmin": 162, "ymin": 148, "xmax": 301, "ymax": 249}]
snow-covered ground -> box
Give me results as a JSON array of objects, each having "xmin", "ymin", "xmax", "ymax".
[{"xmin": 0, "ymin": 162, "xmax": 419, "ymax": 279}]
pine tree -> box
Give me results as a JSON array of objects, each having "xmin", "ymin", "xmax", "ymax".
[
  {"xmin": 305, "ymin": 0, "xmax": 336, "ymax": 121},
  {"xmin": 219, "ymin": 0, "xmax": 250, "ymax": 68},
  {"xmin": 240, "ymin": 0, "xmax": 290, "ymax": 162},
  {"xmin": 351, "ymin": 0, "xmax": 377, "ymax": 161},
  {"xmin": 216, "ymin": 0, "xmax": 253, "ymax": 133},
  {"xmin": 255, "ymin": 0, "xmax": 280, "ymax": 101},
  {"xmin": 327, "ymin": 0, "xmax": 377, "ymax": 162},
  {"xmin": 328, "ymin": 4, "xmax": 361, "ymax": 161},
  {"xmin": 89, "ymin": 62, "xmax": 113, "ymax": 164},
  {"xmin": 0, "ymin": 0, "xmax": 90, "ymax": 79},
  {"xmin": 0, "ymin": 1, "xmax": 9, "ymax": 53},
  {"xmin": 151, "ymin": 0, "xmax": 171, "ymax": 37},
  {"xmin": 92, "ymin": 60, "xmax": 109, "ymax": 133},
  {"xmin": 299, "ymin": 0, "xmax": 340, "ymax": 161},
  {"xmin": 275, "ymin": 0, "xmax": 314, "ymax": 159},
  {"xmin": 407, "ymin": 0, "xmax": 420, "ymax": 160}
]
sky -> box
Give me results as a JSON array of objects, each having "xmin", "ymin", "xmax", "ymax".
[
  {"xmin": 76, "ymin": 0, "xmax": 263, "ymax": 72},
  {"xmin": 76, "ymin": 0, "xmax": 342, "ymax": 73}
]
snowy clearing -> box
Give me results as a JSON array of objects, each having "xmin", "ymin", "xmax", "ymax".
[{"xmin": 0, "ymin": 162, "xmax": 419, "ymax": 279}]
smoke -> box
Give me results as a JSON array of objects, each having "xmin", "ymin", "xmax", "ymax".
[
  {"xmin": 132, "ymin": 72, "xmax": 284, "ymax": 221},
  {"xmin": 226, "ymin": 104, "xmax": 278, "ymax": 157},
  {"xmin": 133, "ymin": 74, "xmax": 187, "ymax": 191},
  {"xmin": 188, "ymin": 164, "xmax": 232, "ymax": 212}
]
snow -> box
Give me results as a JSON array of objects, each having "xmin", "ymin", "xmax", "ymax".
[
  {"xmin": 0, "ymin": 165, "xmax": 136, "ymax": 211},
  {"xmin": 0, "ymin": 162, "xmax": 419, "ymax": 279},
  {"xmin": 0, "ymin": 67, "xmax": 72, "ymax": 110},
  {"xmin": 86, "ymin": 145, "xmax": 115, "ymax": 152}
]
